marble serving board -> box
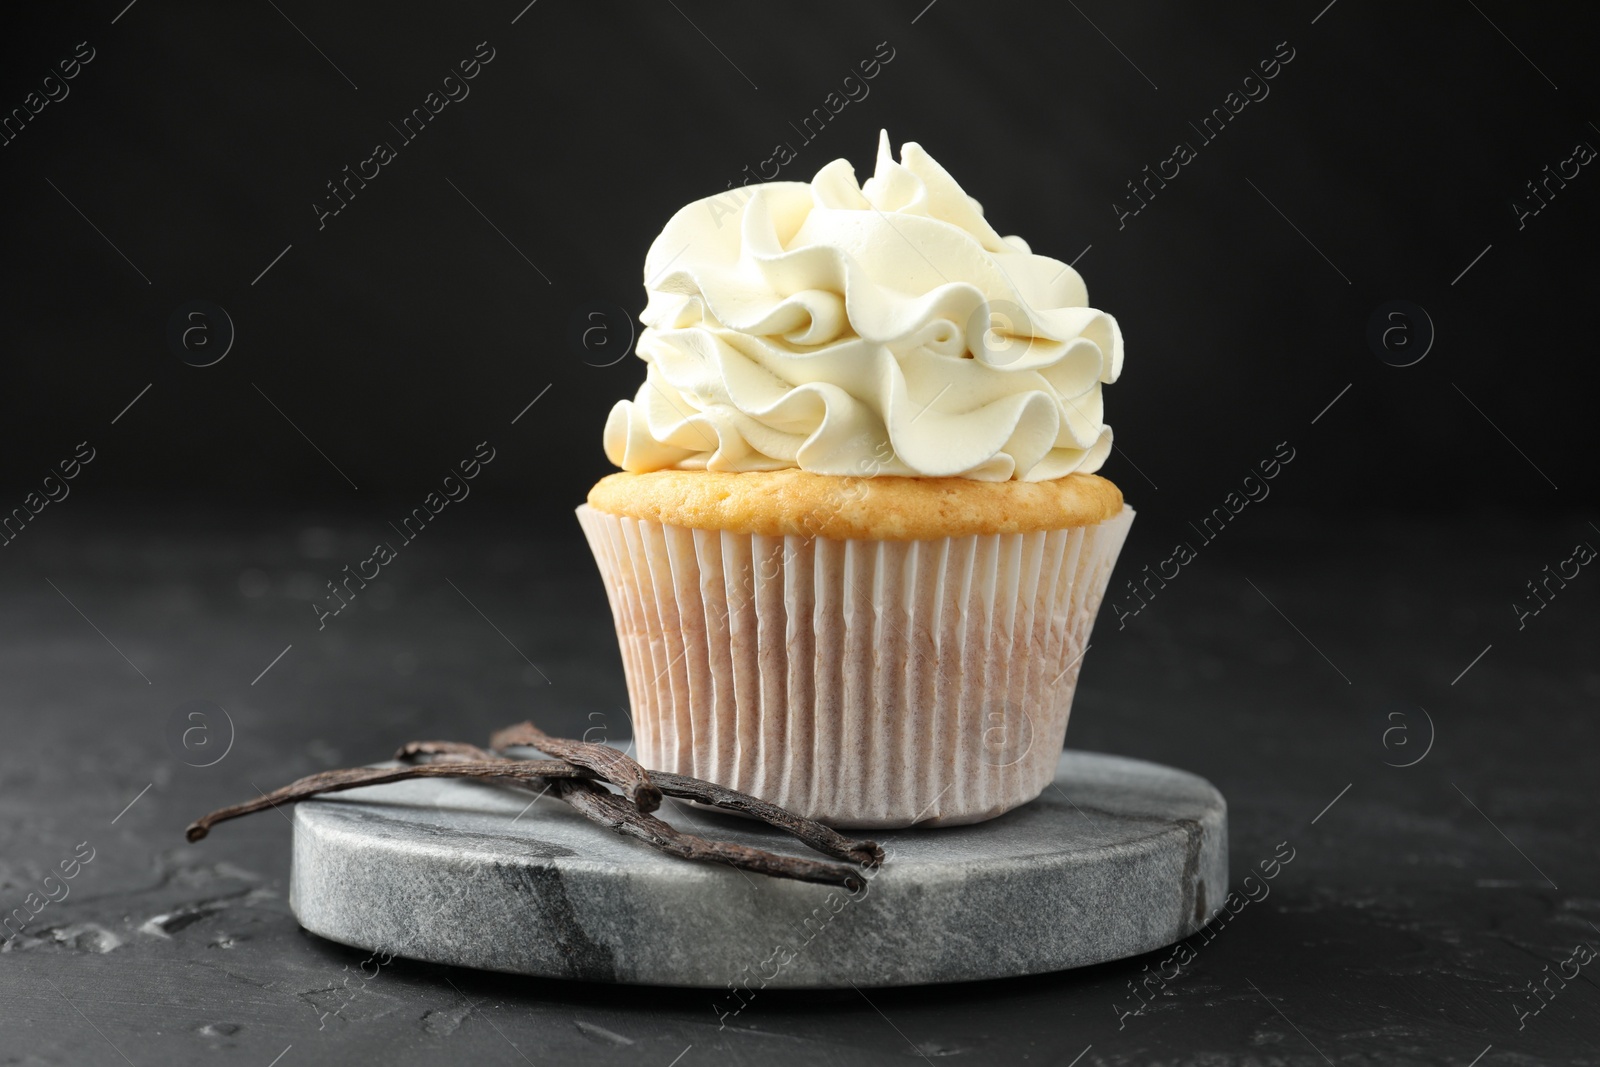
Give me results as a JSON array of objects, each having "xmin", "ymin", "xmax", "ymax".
[{"xmin": 289, "ymin": 750, "xmax": 1227, "ymax": 989}]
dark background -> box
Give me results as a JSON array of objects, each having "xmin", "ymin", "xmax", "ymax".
[
  {"xmin": 2, "ymin": 0, "xmax": 1595, "ymax": 519},
  {"xmin": 2, "ymin": 3, "xmax": 1598, "ymax": 1066}
]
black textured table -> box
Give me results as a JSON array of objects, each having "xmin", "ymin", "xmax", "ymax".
[{"xmin": 1, "ymin": 505, "xmax": 1594, "ymax": 1066}]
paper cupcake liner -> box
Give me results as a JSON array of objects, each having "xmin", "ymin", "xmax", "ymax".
[{"xmin": 576, "ymin": 503, "xmax": 1134, "ymax": 828}]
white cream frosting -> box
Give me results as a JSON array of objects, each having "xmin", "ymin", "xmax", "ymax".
[{"xmin": 604, "ymin": 131, "xmax": 1122, "ymax": 481}]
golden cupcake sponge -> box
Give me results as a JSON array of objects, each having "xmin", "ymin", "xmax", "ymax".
[{"xmin": 588, "ymin": 469, "xmax": 1124, "ymax": 542}]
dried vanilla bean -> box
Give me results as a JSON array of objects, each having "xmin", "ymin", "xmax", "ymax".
[
  {"xmin": 184, "ymin": 760, "xmax": 580, "ymax": 842},
  {"xmin": 548, "ymin": 777, "xmax": 866, "ymax": 890},
  {"xmin": 648, "ymin": 770, "xmax": 884, "ymax": 868},
  {"xmin": 189, "ymin": 720, "xmax": 888, "ymax": 890},
  {"xmin": 491, "ymin": 720, "xmax": 662, "ymax": 813},
  {"xmin": 490, "ymin": 723, "xmax": 883, "ymax": 868},
  {"xmin": 410, "ymin": 752, "xmax": 869, "ymax": 885},
  {"xmin": 395, "ymin": 740, "xmax": 496, "ymax": 762}
]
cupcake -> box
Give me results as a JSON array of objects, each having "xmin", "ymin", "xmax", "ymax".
[{"xmin": 578, "ymin": 131, "xmax": 1131, "ymax": 828}]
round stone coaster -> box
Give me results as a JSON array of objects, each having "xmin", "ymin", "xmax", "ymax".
[{"xmin": 289, "ymin": 751, "xmax": 1227, "ymax": 988}]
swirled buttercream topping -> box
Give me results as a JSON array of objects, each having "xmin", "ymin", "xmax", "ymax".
[{"xmin": 603, "ymin": 131, "xmax": 1122, "ymax": 481}]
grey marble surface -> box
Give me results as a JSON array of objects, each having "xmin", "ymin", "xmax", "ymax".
[
  {"xmin": 0, "ymin": 507, "xmax": 1596, "ymax": 1065},
  {"xmin": 288, "ymin": 751, "xmax": 1227, "ymax": 988}
]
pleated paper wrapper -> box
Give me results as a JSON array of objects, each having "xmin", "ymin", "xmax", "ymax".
[{"xmin": 576, "ymin": 503, "xmax": 1135, "ymax": 828}]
